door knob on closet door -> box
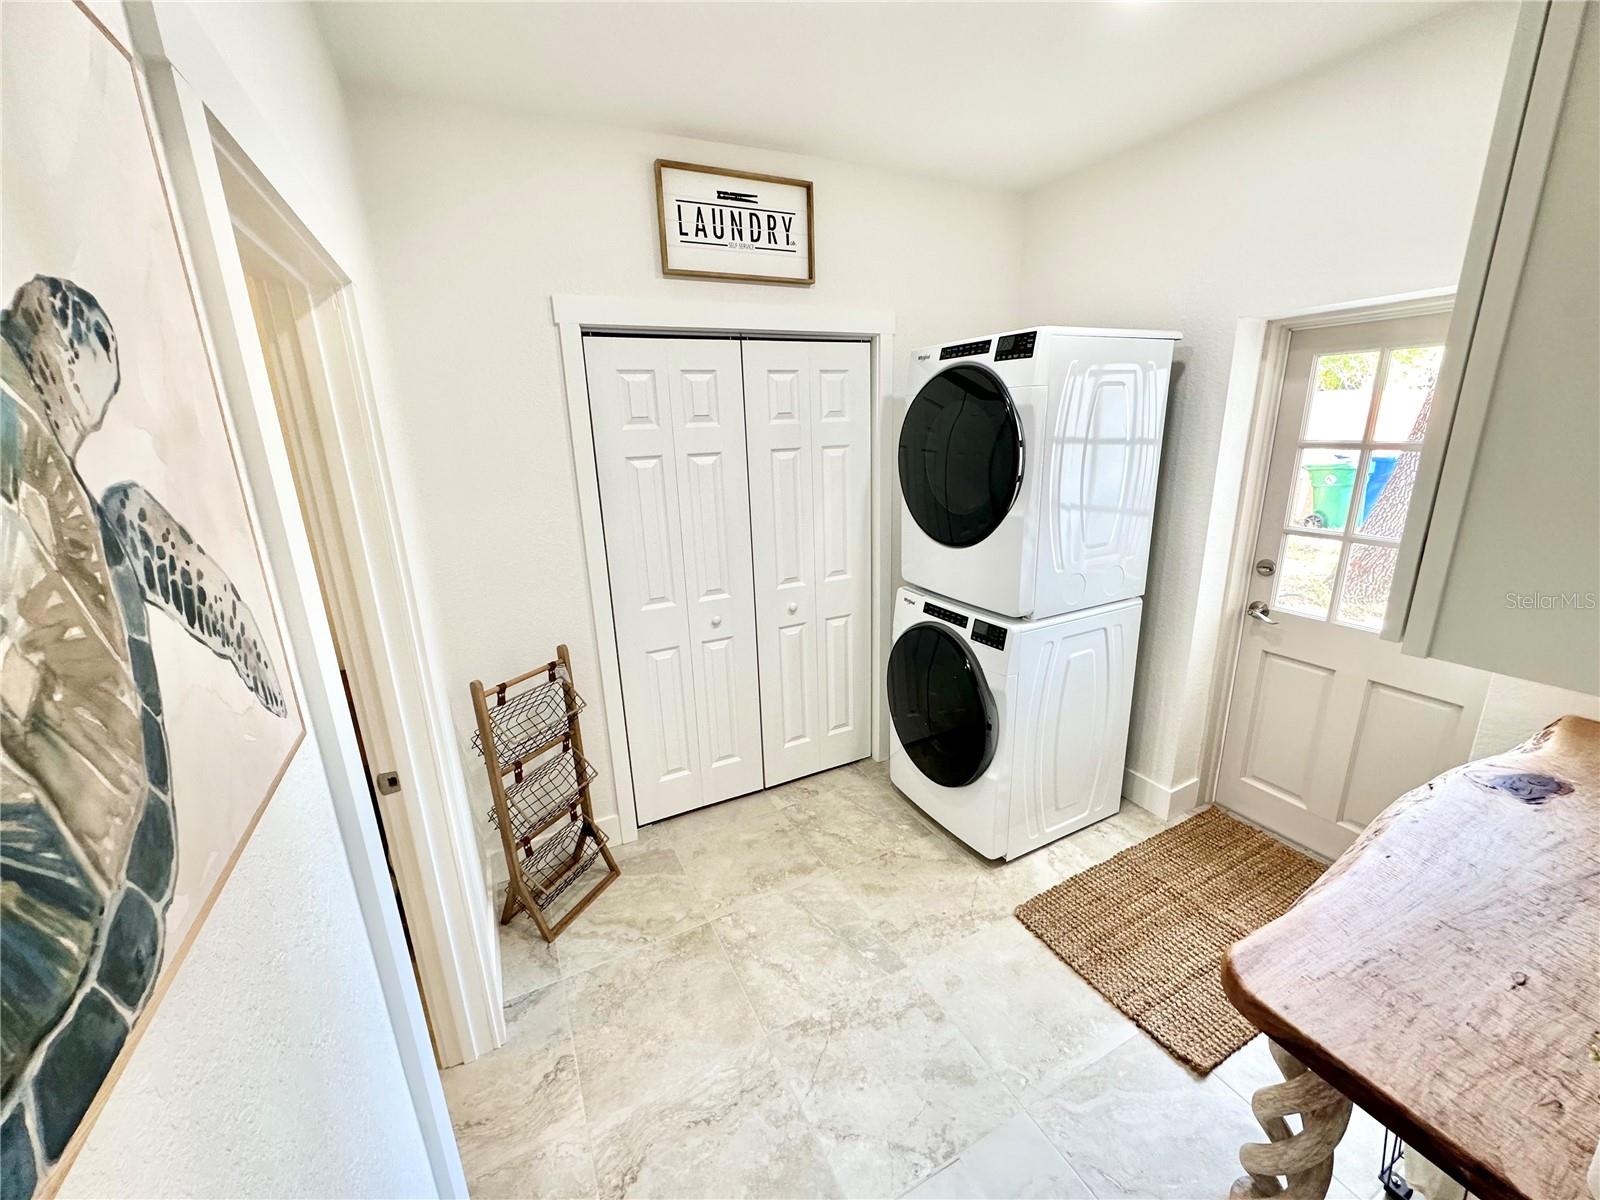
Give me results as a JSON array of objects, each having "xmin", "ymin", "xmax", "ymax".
[
  {"xmin": 710, "ymin": 614, "xmax": 723, "ymax": 627},
  {"xmin": 787, "ymin": 601, "xmax": 799, "ymax": 615}
]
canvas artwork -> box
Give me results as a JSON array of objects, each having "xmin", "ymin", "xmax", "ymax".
[{"xmin": 0, "ymin": 5, "xmax": 303, "ymax": 1196}]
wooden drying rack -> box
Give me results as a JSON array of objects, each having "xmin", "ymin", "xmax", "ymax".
[{"xmin": 469, "ymin": 645, "xmax": 620, "ymax": 942}]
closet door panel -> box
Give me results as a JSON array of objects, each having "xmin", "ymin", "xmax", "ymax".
[
  {"xmin": 743, "ymin": 348, "xmax": 823, "ymax": 784},
  {"xmin": 585, "ymin": 337, "xmax": 761, "ymax": 824},
  {"xmin": 808, "ymin": 343, "xmax": 873, "ymax": 768},
  {"xmin": 743, "ymin": 340, "xmax": 872, "ymax": 785},
  {"xmin": 585, "ymin": 339, "xmax": 702, "ymax": 823},
  {"xmin": 663, "ymin": 340, "xmax": 766, "ymax": 805}
]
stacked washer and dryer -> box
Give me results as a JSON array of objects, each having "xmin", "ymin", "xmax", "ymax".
[{"xmin": 889, "ymin": 326, "xmax": 1179, "ymax": 860}]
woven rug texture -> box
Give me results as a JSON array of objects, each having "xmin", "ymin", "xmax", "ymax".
[{"xmin": 1014, "ymin": 805, "xmax": 1324, "ymax": 1073}]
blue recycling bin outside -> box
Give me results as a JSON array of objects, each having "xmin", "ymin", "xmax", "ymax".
[{"xmin": 1359, "ymin": 454, "xmax": 1399, "ymax": 524}]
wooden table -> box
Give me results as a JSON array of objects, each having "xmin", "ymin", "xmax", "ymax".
[{"xmin": 1222, "ymin": 715, "xmax": 1600, "ymax": 1200}]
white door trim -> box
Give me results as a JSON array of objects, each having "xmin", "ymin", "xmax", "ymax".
[
  {"xmin": 138, "ymin": 57, "xmax": 482, "ymax": 1197},
  {"xmin": 1196, "ymin": 291, "xmax": 1455, "ymax": 819},
  {"xmin": 552, "ymin": 295, "xmax": 896, "ymax": 843},
  {"xmin": 199, "ymin": 114, "xmax": 502, "ymax": 1066}
]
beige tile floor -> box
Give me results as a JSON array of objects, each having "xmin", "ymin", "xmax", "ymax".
[{"xmin": 445, "ymin": 760, "xmax": 1390, "ymax": 1200}]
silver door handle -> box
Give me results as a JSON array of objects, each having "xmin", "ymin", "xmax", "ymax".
[
  {"xmin": 787, "ymin": 601, "xmax": 798, "ymax": 614},
  {"xmin": 1246, "ymin": 601, "xmax": 1279, "ymax": 625}
]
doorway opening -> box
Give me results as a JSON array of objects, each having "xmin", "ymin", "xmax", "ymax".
[
  {"xmin": 232, "ymin": 232, "xmax": 437, "ymax": 1046},
  {"xmin": 196, "ymin": 117, "xmax": 504, "ymax": 1068}
]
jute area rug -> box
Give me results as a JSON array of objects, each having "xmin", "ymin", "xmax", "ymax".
[{"xmin": 1015, "ymin": 806, "xmax": 1324, "ymax": 1073}]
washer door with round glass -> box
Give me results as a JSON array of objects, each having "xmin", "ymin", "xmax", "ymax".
[
  {"xmin": 898, "ymin": 363, "xmax": 1023, "ymax": 548},
  {"xmin": 887, "ymin": 623, "xmax": 997, "ymax": 787}
]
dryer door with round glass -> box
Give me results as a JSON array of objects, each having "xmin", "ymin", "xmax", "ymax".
[
  {"xmin": 898, "ymin": 364, "xmax": 1023, "ymax": 548},
  {"xmin": 887, "ymin": 623, "xmax": 997, "ymax": 787}
]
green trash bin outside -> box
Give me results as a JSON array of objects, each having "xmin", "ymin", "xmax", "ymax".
[{"xmin": 1302, "ymin": 460, "xmax": 1357, "ymax": 528}]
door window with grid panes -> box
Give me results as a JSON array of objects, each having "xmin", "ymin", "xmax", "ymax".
[{"xmin": 1274, "ymin": 344, "xmax": 1444, "ymax": 629}]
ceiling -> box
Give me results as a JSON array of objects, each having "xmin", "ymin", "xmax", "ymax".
[{"xmin": 316, "ymin": 1, "xmax": 1463, "ymax": 189}]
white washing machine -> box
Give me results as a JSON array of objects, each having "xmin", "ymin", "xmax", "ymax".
[
  {"xmin": 899, "ymin": 326, "xmax": 1179, "ymax": 619},
  {"xmin": 887, "ymin": 585, "xmax": 1141, "ymax": 860}
]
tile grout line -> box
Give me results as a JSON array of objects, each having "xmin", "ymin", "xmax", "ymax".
[
  {"xmin": 563, "ymin": 920, "xmax": 794, "ymax": 1199},
  {"xmin": 703, "ymin": 894, "xmax": 852, "ymax": 1199},
  {"xmin": 704, "ymin": 898, "xmax": 782, "ymax": 1040},
  {"xmin": 911, "ymin": 965, "xmax": 1112, "ymax": 1200},
  {"xmin": 553, "ymin": 977, "xmax": 604, "ymax": 1200},
  {"xmin": 552, "ymin": 842, "xmax": 720, "ymax": 981},
  {"xmin": 875, "ymin": 946, "xmax": 1037, "ymax": 1200}
]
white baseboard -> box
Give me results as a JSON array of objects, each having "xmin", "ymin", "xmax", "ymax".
[{"xmin": 1123, "ymin": 767, "xmax": 1201, "ymax": 822}]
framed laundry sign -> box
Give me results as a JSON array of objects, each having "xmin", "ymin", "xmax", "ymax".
[{"xmin": 655, "ymin": 160, "xmax": 815, "ymax": 286}]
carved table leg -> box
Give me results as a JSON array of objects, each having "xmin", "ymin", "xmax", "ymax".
[{"xmin": 1229, "ymin": 1040, "xmax": 1353, "ymax": 1200}]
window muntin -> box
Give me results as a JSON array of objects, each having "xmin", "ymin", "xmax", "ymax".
[{"xmin": 1273, "ymin": 345, "xmax": 1443, "ymax": 630}]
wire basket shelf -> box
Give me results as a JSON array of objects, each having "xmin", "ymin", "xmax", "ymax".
[
  {"xmin": 471, "ymin": 646, "xmax": 620, "ymax": 942},
  {"xmin": 471, "ymin": 670, "xmax": 585, "ymax": 771},
  {"xmin": 488, "ymin": 744, "xmax": 598, "ymax": 849},
  {"xmin": 518, "ymin": 818, "xmax": 606, "ymax": 911}
]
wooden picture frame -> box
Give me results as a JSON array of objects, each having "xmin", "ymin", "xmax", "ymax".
[{"xmin": 655, "ymin": 159, "xmax": 815, "ymax": 286}]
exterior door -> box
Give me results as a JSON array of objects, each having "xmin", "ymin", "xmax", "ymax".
[
  {"xmin": 1215, "ymin": 312, "xmax": 1489, "ymax": 858},
  {"xmin": 742, "ymin": 340, "xmax": 873, "ymax": 785},
  {"xmin": 584, "ymin": 336, "xmax": 765, "ymax": 823}
]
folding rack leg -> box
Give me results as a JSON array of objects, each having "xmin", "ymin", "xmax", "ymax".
[{"xmin": 539, "ymin": 645, "xmax": 621, "ymax": 935}]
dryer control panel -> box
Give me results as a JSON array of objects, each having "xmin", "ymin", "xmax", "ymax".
[
  {"xmin": 921, "ymin": 600, "xmax": 969, "ymax": 628},
  {"xmin": 970, "ymin": 619, "xmax": 1007, "ymax": 650},
  {"xmin": 994, "ymin": 330, "xmax": 1037, "ymax": 361},
  {"xmin": 939, "ymin": 338, "xmax": 992, "ymax": 360}
]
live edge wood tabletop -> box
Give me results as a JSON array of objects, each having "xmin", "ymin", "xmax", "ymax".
[{"xmin": 1223, "ymin": 715, "xmax": 1600, "ymax": 1200}]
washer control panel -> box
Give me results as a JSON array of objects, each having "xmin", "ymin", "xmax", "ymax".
[
  {"xmin": 922, "ymin": 601, "xmax": 969, "ymax": 628},
  {"xmin": 940, "ymin": 338, "xmax": 992, "ymax": 360},
  {"xmin": 994, "ymin": 330, "xmax": 1037, "ymax": 361},
  {"xmin": 970, "ymin": 619, "xmax": 1008, "ymax": 650}
]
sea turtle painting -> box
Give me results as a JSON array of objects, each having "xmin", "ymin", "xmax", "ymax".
[{"xmin": 0, "ymin": 276, "xmax": 288, "ymax": 1197}]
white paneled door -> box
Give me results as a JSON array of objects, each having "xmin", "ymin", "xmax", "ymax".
[
  {"xmin": 584, "ymin": 337, "xmax": 765, "ymax": 823},
  {"xmin": 1214, "ymin": 313, "xmax": 1489, "ymax": 858},
  {"xmin": 743, "ymin": 341, "xmax": 874, "ymax": 785},
  {"xmin": 585, "ymin": 335, "xmax": 872, "ymax": 824}
]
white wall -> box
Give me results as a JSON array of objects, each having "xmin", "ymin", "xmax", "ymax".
[
  {"xmin": 1471, "ymin": 676, "xmax": 1600, "ymax": 758},
  {"xmin": 341, "ymin": 89, "xmax": 1023, "ymax": 842},
  {"xmin": 58, "ymin": 3, "xmax": 444, "ymax": 1195},
  {"xmin": 1019, "ymin": 5, "xmax": 1521, "ymax": 809},
  {"xmin": 61, "ymin": 736, "xmax": 434, "ymax": 1199}
]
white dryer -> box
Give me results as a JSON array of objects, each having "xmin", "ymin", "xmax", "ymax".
[
  {"xmin": 899, "ymin": 326, "xmax": 1179, "ymax": 619},
  {"xmin": 887, "ymin": 585, "xmax": 1140, "ymax": 860}
]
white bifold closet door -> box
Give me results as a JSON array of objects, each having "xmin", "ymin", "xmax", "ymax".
[
  {"xmin": 584, "ymin": 337, "xmax": 766, "ymax": 824},
  {"xmin": 742, "ymin": 340, "xmax": 872, "ymax": 786}
]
